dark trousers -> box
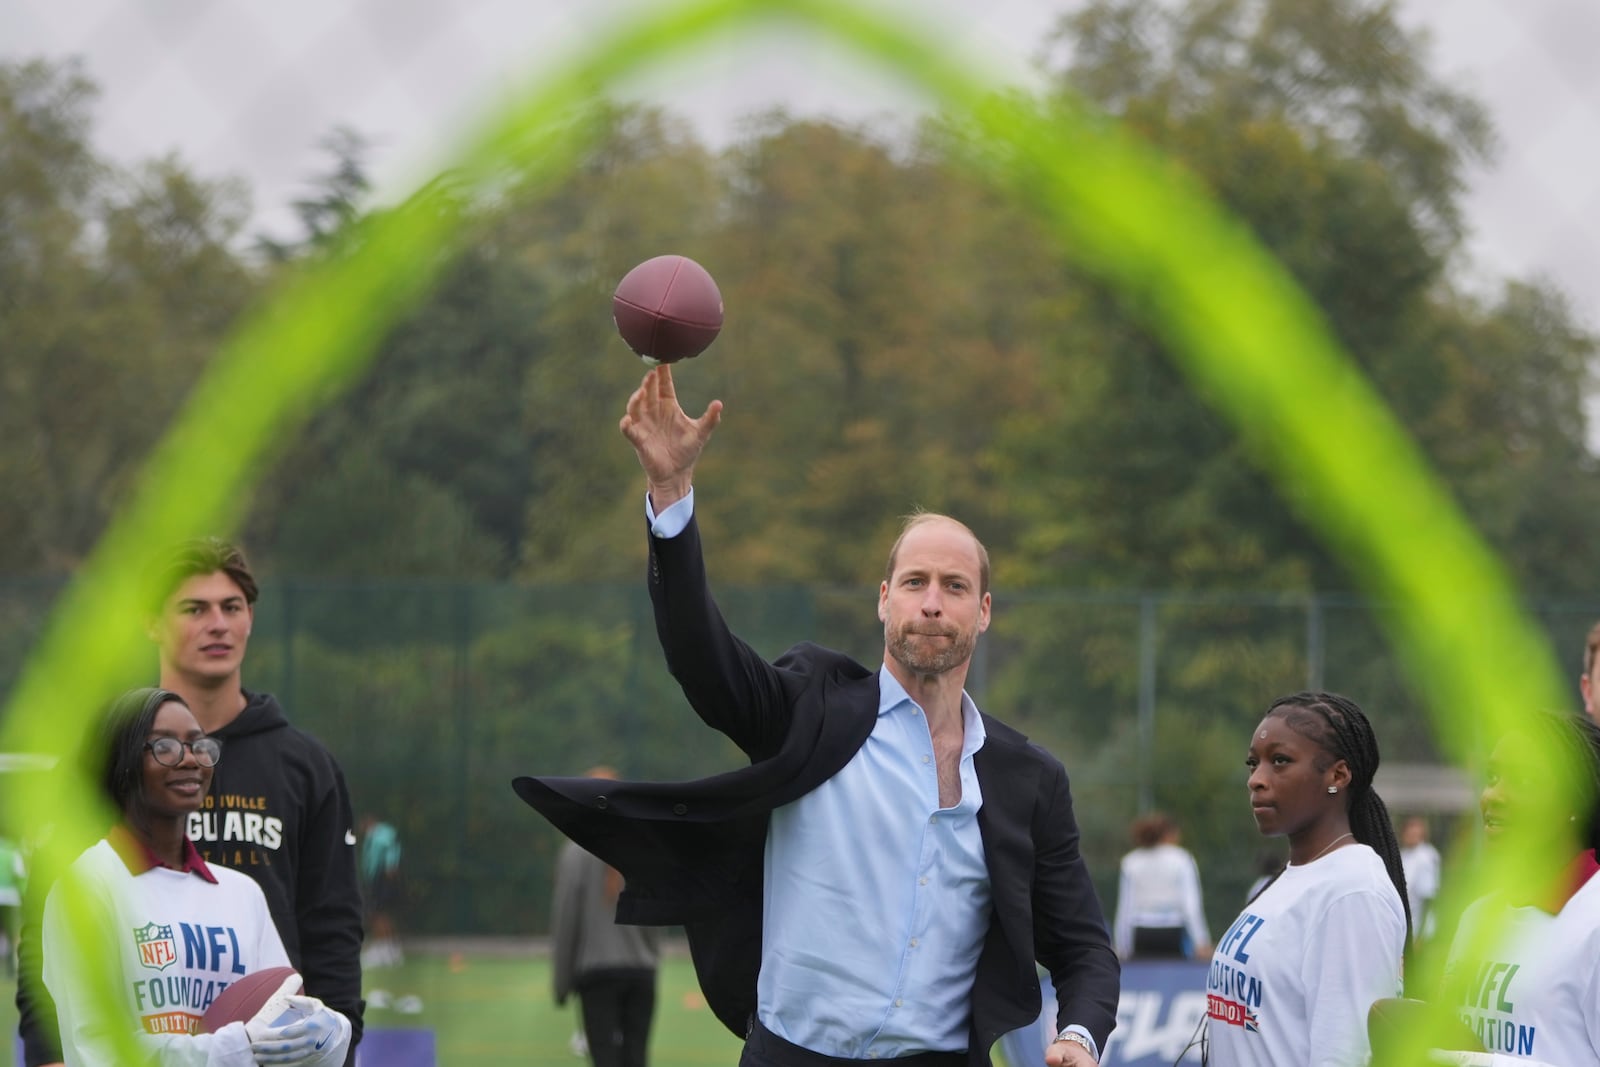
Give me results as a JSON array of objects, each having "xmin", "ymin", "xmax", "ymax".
[
  {"xmin": 738, "ymin": 1018, "xmax": 965, "ymax": 1067},
  {"xmin": 577, "ymin": 968, "xmax": 657, "ymax": 1067},
  {"xmin": 1131, "ymin": 925, "xmax": 1189, "ymax": 959}
]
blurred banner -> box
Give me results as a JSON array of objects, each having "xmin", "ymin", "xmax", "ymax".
[
  {"xmin": 354, "ymin": 1028, "xmax": 436, "ymax": 1066},
  {"xmin": 13, "ymin": 1027, "xmax": 436, "ymax": 1067},
  {"xmin": 1000, "ymin": 960, "xmax": 1209, "ymax": 1067}
]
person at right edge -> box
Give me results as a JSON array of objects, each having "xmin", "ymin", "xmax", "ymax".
[{"xmin": 515, "ymin": 365, "xmax": 1120, "ymax": 1067}]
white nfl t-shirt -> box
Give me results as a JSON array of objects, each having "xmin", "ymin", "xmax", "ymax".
[
  {"xmin": 1204, "ymin": 843, "xmax": 1405, "ymax": 1067},
  {"xmin": 1444, "ymin": 871, "xmax": 1600, "ymax": 1065},
  {"xmin": 43, "ymin": 837, "xmax": 292, "ymax": 1067}
]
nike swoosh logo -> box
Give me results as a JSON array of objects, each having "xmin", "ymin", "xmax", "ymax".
[
  {"xmin": 345, "ymin": 830, "xmax": 357, "ymax": 845},
  {"xmin": 315, "ymin": 1031, "xmax": 334, "ymax": 1051}
]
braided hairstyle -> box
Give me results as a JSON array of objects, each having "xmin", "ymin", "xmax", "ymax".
[
  {"xmin": 1565, "ymin": 714, "xmax": 1600, "ymax": 853},
  {"xmin": 1507, "ymin": 709, "xmax": 1600, "ymax": 857},
  {"xmin": 1265, "ymin": 691, "xmax": 1411, "ymax": 946}
]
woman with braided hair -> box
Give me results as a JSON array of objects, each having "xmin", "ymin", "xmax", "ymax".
[
  {"xmin": 1202, "ymin": 692, "xmax": 1407, "ymax": 1067},
  {"xmin": 1434, "ymin": 709, "xmax": 1600, "ymax": 1065}
]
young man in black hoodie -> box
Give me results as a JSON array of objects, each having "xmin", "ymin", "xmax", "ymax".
[{"xmin": 15, "ymin": 537, "xmax": 366, "ymax": 1066}]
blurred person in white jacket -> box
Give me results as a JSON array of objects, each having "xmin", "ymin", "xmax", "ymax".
[
  {"xmin": 1112, "ymin": 812, "xmax": 1212, "ymax": 960},
  {"xmin": 1399, "ymin": 815, "xmax": 1442, "ymax": 941}
]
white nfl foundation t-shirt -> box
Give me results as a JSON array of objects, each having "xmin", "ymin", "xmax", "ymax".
[
  {"xmin": 43, "ymin": 837, "xmax": 292, "ymax": 1067},
  {"xmin": 1444, "ymin": 871, "xmax": 1600, "ymax": 1065},
  {"xmin": 1204, "ymin": 843, "xmax": 1405, "ymax": 1067}
]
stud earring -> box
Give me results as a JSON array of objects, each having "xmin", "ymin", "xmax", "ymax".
[{"xmin": 1327, "ymin": 786, "xmax": 1338, "ymax": 795}]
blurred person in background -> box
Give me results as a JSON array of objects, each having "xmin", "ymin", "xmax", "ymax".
[
  {"xmin": 1112, "ymin": 812, "xmax": 1212, "ymax": 960},
  {"xmin": 15, "ymin": 538, "xmax": 364, "ymax": 1067},
  {"xmin": 0, "ymin": 832, "xmax": 21, "ymax": 976},
  {"xmin": 1581, "ymin": 620, "xmax": 1600, "ymax": 723},
  {"xmin": 550, "ymin": 766, "xmax": 662, "ymax": 1067},
  {"xmin": 1244, "ymin": 849, "xmax": 1284, "ymax": 905},
  {"xmin": 1205, "ymin": 692, "xmax": 1408, "ymax": 1067},
  {"xmin": 358, "ymin": 815, "xmax": 404, "ymax": 969},
  {"xmin": 43, "ymin": 686, "xmax": 350, "ymax": 1066},
  {"xmin": 1398, "ymin": 815, "xmax": 1441, "ymax": 942}
]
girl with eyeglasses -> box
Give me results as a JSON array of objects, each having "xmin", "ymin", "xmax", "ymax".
[{"xmin": 41, "ymin": 687, "xmax": 351, "ymax": 1066}]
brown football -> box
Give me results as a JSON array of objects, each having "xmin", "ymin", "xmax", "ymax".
[
  {"xmin": 612, "ymin": 255, "xmax": 724, "ymax": 365},
  {"xmin": 199, "ymin": 966, "xmax": 302, "ymax": 1033}
]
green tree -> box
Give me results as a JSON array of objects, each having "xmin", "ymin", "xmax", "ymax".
[
  {"xmin": 247, "ymin": 106, "xmax": 724, "ymax": 581},
  {"xmin": 0, "ymin": 59, "xmax": 258, "ymax": 573},
  {"xmin": 1419, "ymin": 283, "xmax": 1600, "ymax": 593},
  {"xmin": 975, "ymin": 0, "xmax": 1600, "ymax": 917},
  {"xmin": 670, "ymin": 116, "xmax": 1068, "ymax": 594},
  {"xmin": 255, "ymin": 126, "xmax": 372, "ymax": 262},
  {"xmin": 1026, "ymin": 0, "xmax": 1599, "ymax": 599},
  {"xmin": 1018, "ymin": 0, "xmax": 1493, "ymax": 592}
]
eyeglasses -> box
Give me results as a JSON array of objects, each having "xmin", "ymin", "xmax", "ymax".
[{"xmin": 144, "ymin": 736, "xmax": 222, "ymax": 768}]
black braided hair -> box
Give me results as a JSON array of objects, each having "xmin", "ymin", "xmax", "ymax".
[
  {"xmin": 1265, "ymin": 691, "xmax": 1412, "ymax": 949},
  {"xmin": 1567, "ymin": 714, "xmax": 1600, "ymax": 853},
  {"xmin": 1506, "ymin": 709, "xmax": 1600, "ymax": 856}
]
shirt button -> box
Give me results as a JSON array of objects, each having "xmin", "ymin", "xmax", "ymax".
[
  {"xmin": 672, "ymin": 803, "xmax": 688, "ymax": 816},
  {"xmin": 595, "ymin": 796, "xmax": 609, "ymax": 811},
  {"xmin": 919, "ymin": 877, "xmax": 928, "ymax": 886},
  {"xmin": 922, "ymin": 755, "xmax": 930, "ymax": 764},
  {"xmin": 929, "ymin": 816, "xmax": 937, "ymax": 824},
  {"xmin": 909, "ymin": 938, "xmax": 919, "ymax": 948},
  {"xmin": 894, "ymin": 999, "xmax": 903, "ymax": 1007}
]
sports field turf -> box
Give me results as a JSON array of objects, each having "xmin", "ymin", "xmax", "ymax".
[{"xmin": 3, "ymin": 949, "xmax": 747, "ymax": 1067}]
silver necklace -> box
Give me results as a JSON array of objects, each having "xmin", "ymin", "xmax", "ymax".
[{"xmin": 1297, "ymin": 831, "xmax": 1353, "ymax": 865}]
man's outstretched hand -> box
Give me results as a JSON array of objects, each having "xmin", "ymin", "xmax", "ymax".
[{"xmin": 619, "ymin": 365, "xmax": 723, "ymax": 511}]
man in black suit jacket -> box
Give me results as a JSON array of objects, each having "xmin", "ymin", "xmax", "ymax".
[{"xmin": 517, "ymin": 367, "xmax": 1118, "ymax": 1067}]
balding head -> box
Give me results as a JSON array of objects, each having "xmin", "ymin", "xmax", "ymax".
[{"xmin": 883, "ymin": 512, "xmax": 989, "ymax": 597}]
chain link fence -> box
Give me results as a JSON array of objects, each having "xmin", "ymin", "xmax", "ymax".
[
  {"xmin": 5, "ymin": 0, "xmax": 1599, "ymax": 952},
  {"xmin": 4, "ymin": 577, "xmax": 1595, "ymax": 938}
]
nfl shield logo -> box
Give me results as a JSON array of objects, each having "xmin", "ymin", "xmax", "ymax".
[{"xmin": 134, "ymin": 921, "xmax": 178, "ymax": 971}]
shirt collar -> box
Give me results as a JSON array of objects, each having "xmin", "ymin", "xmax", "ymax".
[
  {"xmin": 877, "ymin": 665, "xmax": 988, "ymax": 758},
  {"xmin": 1559, "ymin": 848, "xmax": 1600, "ymax": 910},
  {"xmin": 107, "ymin": 823, "xmax": 219, "ymax": 884}
]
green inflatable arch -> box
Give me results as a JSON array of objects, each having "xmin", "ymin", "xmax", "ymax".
[{"xmin": 1, "ymin": 0, "xmax": 1579, "ymax": 1061}]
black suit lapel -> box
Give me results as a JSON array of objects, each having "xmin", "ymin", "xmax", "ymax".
[
  {"xmin": 975, "ymin": 731, "xmax": 1042, "ymax": 984},
  {"xmin": 762, "ymin": 668, "xmax": 881, "ymax": 809}
]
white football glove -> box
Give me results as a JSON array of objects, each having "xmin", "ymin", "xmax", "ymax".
[
  {"xmin": 242, "ymin": 972, "xmax": 306, "ymax": 1043},
  {"xmin": 248, "ymin": 994, "xmax": 351, "ymax": 1066}
]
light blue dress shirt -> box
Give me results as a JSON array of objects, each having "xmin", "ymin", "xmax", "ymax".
[{"xmin": 757, "ymin": 668, "xmax": 991, "ymax": 1057}]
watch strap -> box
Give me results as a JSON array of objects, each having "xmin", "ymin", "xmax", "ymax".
[{"xmin": 1052, "ymin": 1028, "xmax": 1098, "ymax": 1061}]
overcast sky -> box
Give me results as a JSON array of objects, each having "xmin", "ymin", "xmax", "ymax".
[{"xmin": 5, "ymin": 0, "xmax": 1598, "ymax": 399}]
